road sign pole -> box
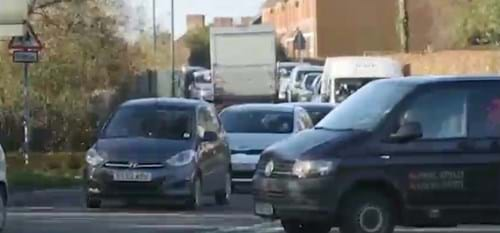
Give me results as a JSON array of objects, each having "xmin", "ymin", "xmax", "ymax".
[{"xmin": 22, "ymin": 62, "xmax": 29, "ymax": 165}]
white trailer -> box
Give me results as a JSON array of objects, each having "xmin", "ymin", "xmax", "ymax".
[{"xmin": 210, "ymin": 25, "xmax": 277, "ymax": 105}]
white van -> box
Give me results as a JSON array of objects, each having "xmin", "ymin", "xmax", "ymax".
[{"xmin": 320, "ymin": 56, "xmax": 403, "ymax": 104}]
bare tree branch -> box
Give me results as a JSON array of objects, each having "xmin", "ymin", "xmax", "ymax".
[{"xmin": 33, "ymin": 0, "xmax": 74, "ymax": 10}]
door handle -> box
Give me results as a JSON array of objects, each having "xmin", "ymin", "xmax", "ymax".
[{"xmin": 380, "ymin": 155, "xmax": 391, "ymax": 160}]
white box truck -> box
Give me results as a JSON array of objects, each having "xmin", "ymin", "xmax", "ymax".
[{"xmin": 210, "ymin": 25, "xmax": 277, "ymax": 106}]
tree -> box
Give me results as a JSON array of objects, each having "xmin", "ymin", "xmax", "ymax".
[
  {"xmin": 0, "ymin": 0, "xmax": 155, "ymax": 151},
  {"xmin": 184, "ymin": 27, "xmax": 210, "ymax": 68},
  {"xmin": 455, "ymin": 0, "xmax": 500, "ymax": 46}
]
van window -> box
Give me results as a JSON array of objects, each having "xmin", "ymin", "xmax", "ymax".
[
  {"xmin": 397, "ymin": 89, "xmax": 467, "ymax": 139},
  {"xmin": 317, "ymin": 81, "xmax": 413, "ymax": 131},
  {"xmin": 469, "ymin": 87, "xmax": 500, "ymax": 138}
]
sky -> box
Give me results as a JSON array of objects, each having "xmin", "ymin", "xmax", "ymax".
[{"xmin": 129, "ymin": 0, "xmax": 266, "ymax": 38}]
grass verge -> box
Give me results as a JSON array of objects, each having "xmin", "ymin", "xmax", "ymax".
[{"xmin": 7, "ymin": 152, "xmax": 85, "ymax": 191}]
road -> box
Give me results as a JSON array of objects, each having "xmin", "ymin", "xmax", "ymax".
[{"xmin": 5, "ymin": 189, "xmax": 500, "ymax": 233}]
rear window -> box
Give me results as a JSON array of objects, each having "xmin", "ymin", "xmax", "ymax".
[{"xmin": 220, "ymin": 110, "xmax": 294, "ymax": 134}]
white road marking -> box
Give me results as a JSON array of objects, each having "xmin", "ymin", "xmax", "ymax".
[
  {"xmin": 123, "ymin": 224, "xmax": 217, "ymax": 230},
  {"xmin": 205, "ymin": 222, "xmax": 277, "ymax": 233},
  {"xmin": 7, "ymin": 211, "xmax": 259, "ymax": 220},
  {"xmin": 397, "ymin": 227, "xmax": 500, "ymax": 232}
]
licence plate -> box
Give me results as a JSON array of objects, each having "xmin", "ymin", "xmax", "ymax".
[
  {"xmin": 113, "ymin": 171, "xmax": 152, "ymax": 182},
  {"xmin": 255, "ymin": 202, "xmax": 274, "ymax": 216}
]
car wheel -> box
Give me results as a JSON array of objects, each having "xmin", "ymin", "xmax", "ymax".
[
  {"xmin": 281, "ymin": 220, "xmax": 331, "ymax": 233},
  {"xmin": 186, "ymin": 176, "xmax": 202, "ymax": 210},
  {"xmin": 215, "ymin": 172, "xmax": 231, "ymax": 205},
  {"xmin": 0, "ymin": 190, "xmax": 6, "ymax": 232},
  {"xmin": 339, "ymin": 191, "xmax": 395, "ymax": 233},
  {"xmin": 86, "ymin": 197, "xmax": 101, "ymax": 209}
]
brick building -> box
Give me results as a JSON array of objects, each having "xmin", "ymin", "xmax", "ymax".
[{"xmin": 262, "ymin": 0, "xmax": 467, "ymax": 58}]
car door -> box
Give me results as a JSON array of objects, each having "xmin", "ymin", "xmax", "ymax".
[
  {"xmin": 196, "ymin": 106, "xmax": 217, "ymax": 193},
  {"xmin": 380, "ymin": 85, "xmax": 500, "ymax": 211},
  {"xmin": 206, "ymin": 106, "xmax": 230, "ymax": 191}
]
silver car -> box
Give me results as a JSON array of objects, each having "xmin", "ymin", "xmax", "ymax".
[{"xmin": 219, "ymin": 104, "xmax": 313, "ymax": 190}]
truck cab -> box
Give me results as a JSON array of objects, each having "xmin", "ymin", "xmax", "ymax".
[{"xmin": 320, "ymin": 56, "xmax": 403, "ymax": 104}]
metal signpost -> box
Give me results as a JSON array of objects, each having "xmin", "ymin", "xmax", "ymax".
[{"xmin": 8, "ymin": 23, "xmax": 43, "ymax": 165}]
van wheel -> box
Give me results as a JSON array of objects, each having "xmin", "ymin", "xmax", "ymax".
[
  {"xmin": 186, "ymin": 176, "xmax": 202, "ymax": 210},
  {"xmin": 281, "ymin": 220, "xmax": 331, "ymax": 233},
  {"xmin": 214, "ymin": 173, "xmax": 231, "ymax": 205},
  {"xmin": 86, "ymin": 197, "xmax": 101, "ymax": 209},
  {"xmin": 339, "ymin": 191, "xmax": 395, "ymax": 233}
]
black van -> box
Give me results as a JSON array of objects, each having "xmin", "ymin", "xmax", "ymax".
[{"xmin": 253, "ymin": 76, "xmax": 500, "ymax": 233}]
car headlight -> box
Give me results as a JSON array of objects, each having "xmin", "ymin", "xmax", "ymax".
[
  {"xmin": 86, "ymin": 149, "xmax": 104, "ymax": 166},
  {"xmin": 292, "ymin": 160, "xmax": 334, "ymax": 178},
  {"xmin": 166, "ymin": 150, "xmax": 196, "ymax": 167}
]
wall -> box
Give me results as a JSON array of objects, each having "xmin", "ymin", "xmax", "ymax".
[
  {"xmin": 391, "ymin": 50, "xmax": 500, "ymax": 75},
  {"xmin": 406, "ymin": 0, "xmax": 468, "ymax": 51},
  {"xmin": 315, "ymin": 0, "xmax": 400, "ymax": 57}
]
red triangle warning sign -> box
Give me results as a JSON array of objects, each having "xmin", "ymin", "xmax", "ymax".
[{"xmin": 8, "ymin": 23, "xmax": 42, "ymax": 50}]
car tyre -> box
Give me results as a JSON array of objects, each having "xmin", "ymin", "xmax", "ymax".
[
  {"xmin": 215, "ymin": 172, "xmax": 231, "ymax": 205},
  {"xmin": 339, "ymin": 191, "xmax": 395, "ymax": 233},
  {"xmin": 281, "ymin": 220, "xmax": 331, "ymax": 233},
  {"xmin": 186, "ymin": 176, "xmax": 202, "ymax": 210},
  {"xmin": 86, "ymin": 197, "xmax": 102, "ymax": 209}
]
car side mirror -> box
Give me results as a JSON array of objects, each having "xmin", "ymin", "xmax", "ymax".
[
  {"xmin": 202, "ymin": 131, "xmax": 218, "ymax": 142},
  {"xmin": 390, "ymin": 122, "xmax": 423, "ymax": 142}
]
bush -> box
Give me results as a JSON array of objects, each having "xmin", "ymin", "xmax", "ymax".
[{"xmin": 66, "ymin": 154, "xmax": 85, "ymax": 170}]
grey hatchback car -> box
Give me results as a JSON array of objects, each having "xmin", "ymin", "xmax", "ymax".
[{"xmin": 84, "ymin": 98, "xmax": 231, "ymax": 209}]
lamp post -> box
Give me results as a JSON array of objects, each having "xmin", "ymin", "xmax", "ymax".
[
  {"xmin": 170, "ymin": 0, "xmax": 176, "ymax": 97},
  {"xmin": 152, "ymin": 0, "xmax": 157, "ymax": 62}
]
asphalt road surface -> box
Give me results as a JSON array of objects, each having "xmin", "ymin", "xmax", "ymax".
[{"xmin": 6, "ymin": 188, "xmax": 500, "ymax": 233}]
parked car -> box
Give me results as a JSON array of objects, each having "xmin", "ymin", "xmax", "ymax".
[
  {"xmin": 84, "ymin": 98, "xmax": 231, "ymax": 209},
  {"xmin": 287, "ymin": 65, "xmax": 323, "ymax": 102},
  {"xmin": 277, "ymin": 62, "xmax": 310, "ymax": 100},
  {"xmin": 219, "ymin": 104, "xmax": 313, "ymax": 190},
  {"xmin": 281, "ymin": 102, "xmax": 335, "ymax": 125},
  {"xmin": 310, "ymin": 76, "xmax": 323, "ymax": 103},
  {"xmin": 0, "ymin": 144, "xmax": 7, "ymax": 232},
  {"xmin": 297, "ymin": 73, "xmax": 322, "ymax": 102},
  {"xmin": 254, "ymin": 76, "xmax": 500, "ymax": 233},
  {"xmin": 190, "ymin": 70, "xmax": 214, "ymax": 102}
]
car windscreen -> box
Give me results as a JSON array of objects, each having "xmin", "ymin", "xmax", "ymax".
[
  {"xmin": 220, "ymin": 110, "xmax": 294, "ymax": 134},
  {"xmin": 318, "ymin": 81, "xmax": 413, "ymax": 131},
  {"xmin": 335, "ymin": 78, "xmax": 381, "ymax": 102},
  {"xmin": 304, "ymin": 74, "xmax": 321, "ymax": 90},
  {"xmin": 303, "ymin": 106, "xmax": 334, "ymax": 125},
  {"xmin": 295, "ymin": 70, "xmax": 322, "ymax": 84},
  {"xmin": 103, "ymin": 107, "xmax": 194, "ymax": 140}
]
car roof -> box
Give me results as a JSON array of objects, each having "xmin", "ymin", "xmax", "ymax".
[
  {"xmin": 221, "ymin": 103, "xmax": 296, "ymax": 113},
  {"xmin": 121, "ymin": 98, "xmax": 209, "ymax": 109},
  {"xmin": 292, "ymin": 65, "xmax": 323, "ymax": 72},
  {"xmin": 376, "ymin": 75, "xmax": 500, "ymax": 86}
]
